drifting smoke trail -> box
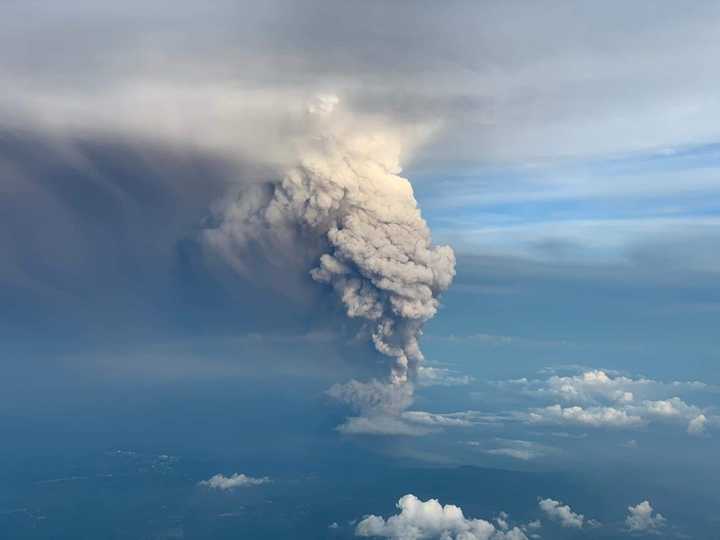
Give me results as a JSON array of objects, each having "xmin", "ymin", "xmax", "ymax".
[{"xmin": 205, "ymin": 97, "xmax": 455, "ymax": 385}]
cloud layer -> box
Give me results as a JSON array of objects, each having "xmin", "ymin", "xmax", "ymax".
[
  {"xmin": 4, "ymin": 1, "xmax": 720, "ymax": 165},
  {"xmin": 498, "ymin": 369, "xmax": 718, "ymax": 436}
]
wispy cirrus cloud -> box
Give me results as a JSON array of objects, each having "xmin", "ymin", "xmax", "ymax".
[
  {"xmin": 468, "ymin": 438, "xmax": 558, "ymax": 462},
  {"xmin": 417, "ymin": 365, "xmax": 474, "ymax": 387}
]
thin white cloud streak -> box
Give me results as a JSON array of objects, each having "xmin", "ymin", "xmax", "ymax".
[
  {"xmin": 416, "ymin": 365, "xmax": 473, "ymax": 387},
  {"xmin": 423, "ymin": 164, "xmax": 720, "ymax": 210},
  {"xmin": 400, "ymin": 411, "xmax": 473, "ymax": 428},
  {"xmin": 431, "ymin": 333, "xmax": 572, "ymax": 348},
  {"xmin": 469, "ymin": 439, "xmax": 557, "ymax": 462},
  {"xmin": 336, "ymin": 416, "xmax": 432, "ymax": 437},
  {"xmin": 436, "ymin": 217, "xmax": 720, "ymax": 268},
  {"xmin": 334, "ymin": 410, "xmax": 480, "ymax": 437}
]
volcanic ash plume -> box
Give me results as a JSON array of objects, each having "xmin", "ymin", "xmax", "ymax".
[{"xmin": 205, "ymin": 104, "xmax": 455, "ymax": 384}]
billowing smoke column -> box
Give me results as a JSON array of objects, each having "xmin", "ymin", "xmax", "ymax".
[{"xmin": 205, "ymin": 98, "xmax": 455, "ymax": 385}]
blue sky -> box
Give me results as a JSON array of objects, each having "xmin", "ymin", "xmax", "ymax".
[
  {"xmin": 1, "ymin": 2, "xmax": 719, "ymax": 540},
  {"xmin": 416, "ymin": 144, "xmax": 720, "ymax": 263}
]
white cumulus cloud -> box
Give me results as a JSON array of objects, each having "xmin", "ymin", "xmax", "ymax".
[
  {"xmin": 501, "ymin": 369, "xmax": 716, "ymax": 436},
  {"xmin": 500, "ymin": 369, "xmax": 708, "ymax": 406},
  {"xmin": 625, "ymin": 501, "xmax": 666, "ymax": 532},
  {"xmin": 355, "ymin": 494, "xmax": 528, "ymax": 540},
  {"xmin": 538, "ymin": 498, "xmax": 585, "ymax": 528},
  {"xmin": 688, "ymin": 414, "xmax": 707, "ymax": 436},
  {"xmin": 527, "ymin": 404, "xmax": 644, "ymax": 428},
  {"xmin": 198, "ymin": 473, "xmax": 270, "ymax": 490}
]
